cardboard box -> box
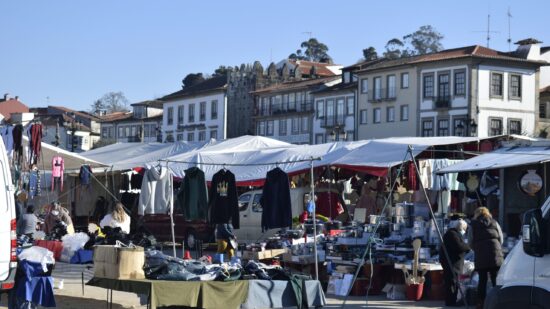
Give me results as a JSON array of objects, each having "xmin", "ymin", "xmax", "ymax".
[
  {"xmin": 93, "ymin": 245, "xmax": 145, "ymax": 280},
  {"xmin": 242, "ymin": 248, "xmax": 288, "ymax": 260}
]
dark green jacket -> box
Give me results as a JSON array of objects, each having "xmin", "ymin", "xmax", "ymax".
[{"xmin": 177, "ymin": 167, "xmax": 208, "ymax": 220}]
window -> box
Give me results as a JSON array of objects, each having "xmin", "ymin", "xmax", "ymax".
[
  {"xmin": 102, "ymin": 128, "xmax": 108, "ymax": 138},
  {"xmin": 346, "ymin": 97, "xmax": 354, "ymax": 116},
  {"xmin": 509, "ymin": 74, "xmax": 522, "ymax": 99},
  {"xmin": 422, "ymin": 120, "xmax": 434, "ymax": 137},
  {"xmin": 251, "ymin": 194, "xmax": 262, "ymax": 213},
  {"xmin": 279, "ymin": 119, "xmax": 287, "ymax": 135},
  {"xmin": 301, "ymin": 116, "xmax": 309, "ymax": 133},
  {"xmin": 187, "ymin": 132, "xmax": 194, "ymax": 141},
  {"xmin": 260, "ymin": 97, "xmax": 269, "ymax": 116},
  {"xmin": 453, "ymin": 118, "xmax": 466, "ymax": 136},
  {"xmin": 118, "ymin": 127, "xmax": 124, "ymax": 138},
  {"xmin": 360, "ymin": 109, "xmax": 368, "ymax": 124},
  {"xmin": 400, "ymin": 105, "xmax": 409, "ymax": 121},
  {"xmin": 491, "ymin": 72, "xmax": 503, "ymax": 97},
  {"xmin": 315, "ymin": 134, "xmax": 324, "ymax": 144},
  {"xmin": 316, "ymin": 100, "xmax": 324, "ymax": 118},
  {"xmin": 188, "ymin": 104, "xmax": 195, "ymax": 122},
  {"xmin": 361, "ymin": 79, "xmax": 369, "ymax": 93},
  {"xmin": 211, "ymin": 100, "xmax": 218, "ymax": 119},
  {"xmin": 326, "ymin": 99, "xmax": 334, "ymax": 122},
  {"xmin": 176, "ymin": 133, "xmax": 184, "ymax": 141},
  {"xmin": 373, "ymin": 108, "xmax": 381, "ymax": 123},
  {"xmin": 336, "ymin": 98, "xmax": 345, "ymax": 117},
  {"xmin": 387, "ymin": 75, "xmax": 396, "ymax": 99},
  {"xmin": 346, "ymin": 131, "xmax": 354, "ymax": 141},
  {"xmin": 438, "ymin": 73, "xmax": 450, "ymax": 99},
  {"xmin": 541, "ymin": 102, "xmax": 549, "ymax": 119},
  {"xmin": 199, "ymin": 102, "xmax": 206, "ymax": 121},
  {"xmin": 401, "ymin": 73, "xmax": 409, "ymax": 89},
  {"xmin": 198, "ymin": 131, "xmax": 206, "ymax": 141},
  {"xmin": 454, "ymin": 71, "xmax": 466, "ymax": 96},
  {"xmin": 238, "ymin": 194, "xmax": 251, "ymax": 212},
  {"xmin": 210, "ymin": 130, "xmax": 217, "ymax": 140},
  {"xmin": 387, "ymin": 106, "xmax": 395, "ymax": 122},
  {"xmin": 266, "ymin": 120, "xmax": 274, "ymax": 136},
  {"xmin": 508, "ymin": 119, "xmax": 522, "ymax": 135},
  {"xmin": 291, "ymin": 117, "xmax": 299, "ymax": 134},
  {"xmin": 438, "ymin": 119, "xmax": 449, "ymax": 136},
  {"xmin": 489, "ymin": 118, "xmax": 503, "ymax": 136},
  {"xmin": 373, "ymin": 77, "xmax": 382, "ymax": 100},
  {"xmin": 177, "ymin": 106, "xmax": 184, "ymax": 125},
  {"xmin": 288, "ymin": 93, "xmax": 296, "ymax": 111},
  {"xmin": 167, "ymin": 107, "xmax": 174, "ymax": 125},
  {"xmin": 130, "ymin": 126, "xmax": 137, "ymax": 137},
  {"xmin": 257, "ymin": 121, "xmax": 266, "ymax": 135},
  {"xmin": 423, "ymin": 74, "xmax": 434, "ymax": 99}
]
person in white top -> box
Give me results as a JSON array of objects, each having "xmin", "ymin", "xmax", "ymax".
[{"xmin": 100, "ymin": 202, "xmax": 131, "ymax": 234}]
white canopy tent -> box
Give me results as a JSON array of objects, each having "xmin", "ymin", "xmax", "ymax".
[{"xmin": 437, "ymin": 146, "xmax": 550, "ymax": 174}]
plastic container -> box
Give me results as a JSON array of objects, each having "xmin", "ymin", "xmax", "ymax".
[{"xmin": 406, "ymin": 283, "xmax": 424, "ymax": 301}]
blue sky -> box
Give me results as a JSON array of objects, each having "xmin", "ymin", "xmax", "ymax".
[{"xmin": 1, "ymin": 0, "xmax": 548, "ymax": 111}]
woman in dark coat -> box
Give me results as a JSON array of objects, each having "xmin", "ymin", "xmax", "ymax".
[
  {"xmin": 469, "ymin": 207, "xmax": 503, "ymax": 308},
  {"xmin": 440, "ymin": 218, "xmax": 470, "ymax": 306}
]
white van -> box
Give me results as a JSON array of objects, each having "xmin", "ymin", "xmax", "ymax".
[
  {"xmin": 0, "ymin": 138, "xmax": 17, "ymax": 291},
  {"xmin": 484, "ymin": 196, "xmax": 550, "ymax": 309},
  {"xmin": 235, "ymin": 187, "xmax": 348, "ymax": 243}
]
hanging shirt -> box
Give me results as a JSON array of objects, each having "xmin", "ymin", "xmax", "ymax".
[
  {"xmin": 29, "ymin": 169, "xmax": 41, "ymax": 198},
  {"xmin": 51, "ymin": 156, "xmax": 64, "ymax": 191},
  {"xmin": 177, "ymin": 167, "xmax": 208, "ymax": 220},
  {"xmin": 28, "ymin": 123, "xmax": 43, "ymax": 165},
  {"xmin": 79, "ymin": 165, "xmax": 92, "ymax": 185},
  {"xmin": 2, "ymin": 125, "xmax": 14, "ymax": 157},
  {"xmin": 260, "ymin": 167, "xmax": 292, "ymax": 232},
  {"xmin": 138, "ymin": 167, "xmax": 173, "ymax": 215},
  {"xmin": 209, "ymin": 169, "xmax": 239, "ymax": 228},
  {"xmin": 12, "ymin": 124, "xmax": 24, "ymax": 164}
]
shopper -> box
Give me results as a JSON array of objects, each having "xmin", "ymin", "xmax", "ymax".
[
  {"xmin": 470, "ymin": 207, "xmax": 503, "ymax": 308},
  {"xmin": 216, "ymin": 223, "xmax": 235, "ymax": 259},
  {"xmin": 44, "ymin": 202, "xmax": 74, "ymax": 235},
  {"xmin": 17, "ymin": 205, "xmax": 38, "ymax": 239},
  {"xmin": 100, "ymin": 202, "xmax": 131, "ymax": 234},
  {"xmin": 439, "ymin": 218, "xmax": 470, "ymax": 307},
  {"xmin": 355, "ymin": 183, "xmax": 377, "ymax": 221}
]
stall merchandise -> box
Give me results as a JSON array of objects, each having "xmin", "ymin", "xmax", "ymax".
[
  {"xmin": 27, "ymin": 122, "xmax": 43, "ymax": 165},
  {"xmin": 177, "ymin": 166, "xmax": 208, "ymax": 220},
  {"xmin": 138, "ymin": 166, "xmax": 172, "ymax": 215},
  {"xmin": 261, "ymin": 167, "xmax": 292, "ymax": 232},
  {"xmin": 209, "ymin": 168, "xmax": 239, "ymax": 228},
  {"xmin": 51, "ymin": 155, "xmax": 64, "ymax": 192}
]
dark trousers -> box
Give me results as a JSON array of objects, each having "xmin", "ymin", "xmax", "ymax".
[
  {"xmin": 443, "ymin": 266, "xmax": 459, "ymax": 306},
  {"xmin": 477, "ymin": 267, "xmax": 499, "ymax": 300}
]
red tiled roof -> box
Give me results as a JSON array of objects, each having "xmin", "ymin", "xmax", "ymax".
[
  {"xmin": 251, "ymin": 76, "xmax": 340, "ymax": 94},
  {"xmin": 540, "ymin": 86, "xmax": 550, "ymax": 94},
  {"xmin": 0, "ymin": 99, "xmax": 30, "ymax": 121},
  {"xmin": 289, "ymin": 60, "xmax": 339, "ymax": 77},
  {"xmin": 49, "ymin": 105, "xmax": 101, "ymax": 121},
  {"xmin": 98, "ymin": 112, "xmax": 133, "ymax": 122}
]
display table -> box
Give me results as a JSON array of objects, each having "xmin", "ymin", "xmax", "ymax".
[
  {"xmin": 394, "ymin": 262, "xmax": 443, "ymax": 271},
  {"xmin": 87, "ymin": 277, "xmax": 326, "ymax": 309}
]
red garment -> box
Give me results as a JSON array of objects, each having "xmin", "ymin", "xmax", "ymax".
[
  {"xmin": 315, "ymin": 191, "xmax": 344, "ymax": 219},
  {"xmin": 406, "ymin": 161, "xmax": 418, "ymax": 191},
  {"xmin": 29, "ymin": 123, "xmax": 43, "ymax": 165}
]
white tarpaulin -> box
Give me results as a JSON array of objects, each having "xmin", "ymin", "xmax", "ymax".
[
  {"xmin": 23, "ymin": 136, "xmax": 105, "ymax": 171},
  {"xmin": 437, "ymin": 146, "xmax": 550, "ymax": 174}
]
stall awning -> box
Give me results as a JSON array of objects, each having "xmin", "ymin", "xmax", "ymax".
[{"xmin": 437, "ymin": 146, "xmax": 550, "ymax": 174}]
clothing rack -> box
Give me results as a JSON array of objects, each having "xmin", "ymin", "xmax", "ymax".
[{"xmin": 160, "ymin": 157, "xmax": 322, "ymax": 166}]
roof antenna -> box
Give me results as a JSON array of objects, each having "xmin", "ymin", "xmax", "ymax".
[
  {"xmin": 507, "ymin": 7, "xmax": 513, "ymax": 51},
  {"xmin": 302, "ymin": 31, "xmax": 313, "ymax": 39}
]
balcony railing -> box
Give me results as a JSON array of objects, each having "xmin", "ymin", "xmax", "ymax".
[
  {"xmin": 320, "ymin": 115, "xmax": 346, "ymax": 128},
  {"xmin": 368, "ymin": 88, "xmax": 397, "ymax": 102},
  {"xmin": 256, "ymin": 100, "xmax": 314, "ymax": 116},
  {"xmin": 435, "ymin": 95, "xmax": 451, "ymax": 108}
]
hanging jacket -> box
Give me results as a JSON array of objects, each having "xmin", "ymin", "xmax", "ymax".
[
  {"xmin": 79, "ymin": 165, "xmax": 92, "ymax": 185},
  {"xmin": 28, "ymin": 123, "xmax": 43, "ymax": 165},
  {"xmin": 138, "ymin": 167, "xmax": 173, "ymax": 215},
  {"xmin": 2, "ymin": 125, "xmax": 14, "ymax": 157},
  {"xmin": 12, "ymin": 124, "xmax": 24, "ymax": 164},
  {"xmin": 177, "ymin": 167, "xmax": 208, "ymax": 220},
  {"xmin": 209, "ymin": 169, "xmax": 239, "ymax": 228},
  {"xmin": 471, "ymin": 216, "xmax": 504, "ymax": 269},
  {"xmin": 51, "ymin": 156, "xmax": 64, "ymax": 191},
  {"xmin": 260, "ymin": 167, "xmax": 292, "ymax": 232}
]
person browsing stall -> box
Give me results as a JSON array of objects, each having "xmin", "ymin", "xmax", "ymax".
[
  {"xmin": 17, "ymin": 205, "xmax": 38, "ymax": 239},
  {"xmin": 44, "ymin": 202, "xmax": 74, "ymax": 235},
  {"xmin": 216, "ymin": 223, "xmax": 236, "ymax": 259},
  {"xmin": 100, "ymin": 202, "xmax": 131, "ymax": 234},
  {"xmin": 440, "ymin": 218, "xmax": 470, "ymax": 307}
]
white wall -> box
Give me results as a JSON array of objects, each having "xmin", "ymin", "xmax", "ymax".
[
  {"xmin": 162, "ymin": 91, "xmax": 226, "ymax": 142},
  {"xmin": 476, "ymin": 65, "xmax": 537, "ymax": 137},
  {"xmin": 419, "ymin": 65, "xmax": 469, "ymax": 110},
  {"xmin": 540, "ymin": 50, "xmax": 550, "ymax": 89}
]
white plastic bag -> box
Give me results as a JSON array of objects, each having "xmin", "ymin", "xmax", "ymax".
[
  {"xmin": 61, "ymin": 232, "xmax": 90, "ymax": 252},
  {"xmin": 19, "ymin": 246, "xmax": 55, "ymax": 272}
]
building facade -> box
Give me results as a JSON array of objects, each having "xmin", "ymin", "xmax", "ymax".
[
  {"xmin": 252, "ymin": 76, "xmax": 340, "ymax": 144},
  {"xmin": 98, "ymin": 100, "xmax": 163, "ymax": 145},
  {"xmin": 161, "ymin": 76, "xmax": 227, "ymax": 142}
]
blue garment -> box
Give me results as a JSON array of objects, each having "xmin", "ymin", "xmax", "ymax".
[
  {"xmin": 15, "ymin": 260, "xmax": 56, "ymax": 307},
  {"xmin": 79, "ymin": 165, "xmax": 92, "ymax": 185},
  {"xmin": 28, "ymin": 171, "xmax": 40, "ymax": 199},
  {"xmin": 69, "ymin": 249, "xmax": 93, "ymax": 264}
]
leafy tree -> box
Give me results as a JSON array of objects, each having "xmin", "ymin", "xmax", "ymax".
[
  {"xmin": 92, "ymin": 92, "xmax": 129, "ymax": 113},
  {"xmin": 403, "ymin": 25, "xmax": 444, "ymax": 55},
  {"xmin": 182, "ymin": 73, "xmax": 205, "ymax": 88},
  {"xmin": 383, "ymin": 38, "xmax": 406, "ymax": 59},
  {"xmin": 288, "ymin": 38, "xmax": 331, "ymax": 63},
  {"xmin": 212, "ymin": 66, "xmax": 231, "ymax": 77},
  {"xmin": 362, "ymin": 46, "xmax": 378, "ymax": 61}
]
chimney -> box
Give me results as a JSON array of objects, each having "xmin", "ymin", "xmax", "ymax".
[
  {"xmin": 3, "ymin": 93, "xmax": 8, "ymax": 100},
  {"xmin": 14, "ymin": 96, "xmax": 19, "ymax": 101},
  {"xmin": 515, "ymin": 38, "xmax": 543, "ymax": 60}
]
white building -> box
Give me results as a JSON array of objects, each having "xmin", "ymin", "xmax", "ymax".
[{"xmin": 161, "ymin": 76, "xmax": 227, "ymax": 142}]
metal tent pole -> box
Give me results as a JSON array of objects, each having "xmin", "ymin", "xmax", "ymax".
[
  {"xmin": 310, "ymin": 158, "xmax": 319, "ymax": 280},
  {"xmin": 169, "ymin": 170, "xmax": 177, "ymax": 258}
]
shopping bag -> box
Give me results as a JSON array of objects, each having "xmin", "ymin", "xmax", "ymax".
[{"xmin": 93, "ymin": 244, "xmax": 145, "ymax": 279}]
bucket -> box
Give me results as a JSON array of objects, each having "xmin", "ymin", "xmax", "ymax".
[{"xmin": 406, "ymin": 283, "xmax": 424, "ymax": 301}]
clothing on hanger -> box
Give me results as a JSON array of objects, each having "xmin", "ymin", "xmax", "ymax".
[
  {"xmin": 28, "ymin": 123, "xmax": 43, "ymax": 165},
  {"xmin": 177, "ymin": 167, "xmax": 208, "ymax": 220},
  {"xmin": 138, "ymin": 166, "xmax": 172, "ymax": 215},
  {"xmin": 29, "ymin": 167, "xmax": 41, "ymax": 199},
  {"xmin": 260, "ymin": 167, "xmax": 292, "ymax": 232},
  {"xmin": 79, "ymin": 165, "xmax": 93, "ymax": 186},
  {"xmin": 51, "ymin": 155, "xmax": 64, "ymax": 191},
  {"xmin": 209, "ymin": 169, "xmax": 239, "ymax": 228},
  {"xmin": 12, "ymin": 124, "xmax": 24, "ymax": 165},
  {"xmin": 1, "ymin": 125, "xmax": 14, "ymax": 158}
]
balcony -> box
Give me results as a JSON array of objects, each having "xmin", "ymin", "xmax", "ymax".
[
  {"xmin": 435, "ymin": 96, "xmax": 451, "ymax": 108},
  {"xmin": 320, "ymin": 115, "xmax": 346, "ymax": 128},
  {"xmin": 127, "ymin": 135, "xmax": 141, "ymax": 142},
  {"xmin": 256, "ymin": 100, "xmax": 314, "ymax": 117},
  {"xmin": 368, "ymin": 88, "xmax": 397, "ymax": 102}
]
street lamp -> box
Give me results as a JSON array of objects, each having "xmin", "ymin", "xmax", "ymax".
[
  {"xmin": 64, "ymin": 112, "xmax": 82, "ymax": 152},
  {"xmin": 456, "ymin": 121, "xmax": 465, "ymax": 137},
  {"xmin": 469, "ymin": 119, "xmax": 478, "ymax": 137},
  {"xmin": 330, "ymin": 127, "xmax": 347, "ymax": 141}
]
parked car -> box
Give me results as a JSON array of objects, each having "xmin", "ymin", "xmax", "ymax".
[
  {"xmin": 139, "ymin": 206, "xmax": 214, "ymax": 249},
  {"xmin": 0, "ymin": 138, "xmax": 17, "ymax": 291},
  {"xmin": 484, "ymin": 196, "xmax": 550, "ymax": 309},
  {"xmin": 235, "ymin": 187, "xmax": 349, "ymax": 243}
]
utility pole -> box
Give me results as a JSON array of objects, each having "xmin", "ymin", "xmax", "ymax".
[{"xmin": 507, "ymin": 7, "xmax": 513, "ymax": 51}]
